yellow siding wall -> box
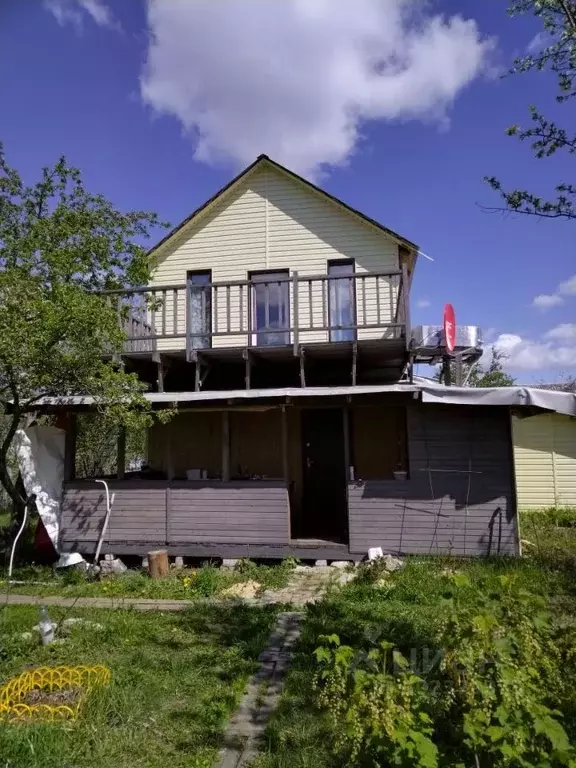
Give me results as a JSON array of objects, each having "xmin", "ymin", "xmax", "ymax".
[
  {"xmin": 149, "ymin": 165, "xmax": 400, "ymax": 350},
  {"xmin": 512, "ymin": 413, "xmax": 576, "ymax": 508}
]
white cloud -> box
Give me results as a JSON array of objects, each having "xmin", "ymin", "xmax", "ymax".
[
  {"xmin": 559, "ymin": 274, "xmax": 576, "ymax": 296},
  {"xmin": 416, "ymin": 298, "xmax": 431, "ymax": 309},
  {"xmin": 492, "ymin": 331, "xmax": 576, "ymax": 371},
  {"xmin": 140, "ymin": 0, "xmax": 493, "ymax": 177},
  {"xmin": 532, "ymin": 293, "xmax": 564, "ymax": 309},
  {"xmin": 43, "ymin": 0, "xmax": 117, "ymax": 30},
  {"xmin": 532, "ymin": 273, "xmax": 576, "ymax": 310},
  {"xmin": 545, "ymin": 323, "xmax": 576, "ymax": 341}
]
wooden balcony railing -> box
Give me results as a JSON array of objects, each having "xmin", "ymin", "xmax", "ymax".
[{"xmin": 101, "ymin": 267, "xmax": 410, "ymax": 357}]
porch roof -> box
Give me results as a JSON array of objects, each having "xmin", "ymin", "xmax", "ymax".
[
  {"xmin": 33, "ymin": 381, "xmax": 576, "ymax": 417},
  {"xmin": 36, "ymin": 383, "xmax": 419, "ymax": 409}
]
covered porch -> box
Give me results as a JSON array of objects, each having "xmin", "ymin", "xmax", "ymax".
[{"xmin": 57, "ymin": 385, "xmax": 519, "ymax": 560}]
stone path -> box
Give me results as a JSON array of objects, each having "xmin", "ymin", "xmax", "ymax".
[
  {"xmin": 0, "ymin": 565, "xmax": 349, "ymax": 611},
  {"xmin": 216, "ymin": 611, "xmax": 303, "ymax": 768}
]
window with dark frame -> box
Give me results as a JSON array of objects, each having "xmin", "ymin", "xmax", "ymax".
[
  {"xmin": 328, "ymin": 259, "xmax": 356, "ymax": 342},
  {"xmin": 249, "ymin": 269, "xmax": 290, "ymax": 346},
  {"xmin": 187, "ymin": 270, "xmax": 212, "ymax": 350}
]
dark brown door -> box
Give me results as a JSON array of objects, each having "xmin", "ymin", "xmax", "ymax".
[{"xmin": 301, "ymin": 408, "xmax": 348, "ymax": 543}]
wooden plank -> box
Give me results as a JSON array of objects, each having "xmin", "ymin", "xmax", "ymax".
[{"xmin": 292, "ymin": 271, "xmax": 299, "ymax": 354}]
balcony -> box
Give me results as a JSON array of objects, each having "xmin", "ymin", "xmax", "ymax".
[{"xmin": 102, "ymin": 267, "xmax": 411, "ymax": 388}]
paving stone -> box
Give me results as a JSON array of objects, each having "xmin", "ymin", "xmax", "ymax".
[{"xmin": 216, "ymin": 611, "xmax": 303, "ymax": 768}]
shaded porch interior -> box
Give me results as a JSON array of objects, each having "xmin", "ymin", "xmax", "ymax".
[{"xmin": 63, "ymin": 398, "xmax": 410, "ymax": 553}]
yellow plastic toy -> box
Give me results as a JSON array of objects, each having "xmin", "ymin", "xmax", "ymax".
[{"xmin": 0, "ymin": 665, "xmax": 111, "ymax": 721}]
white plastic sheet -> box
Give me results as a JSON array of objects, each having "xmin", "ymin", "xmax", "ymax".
[{"xmin": 14, "ymin": 426, "xmax": 65, "ymax": 551}]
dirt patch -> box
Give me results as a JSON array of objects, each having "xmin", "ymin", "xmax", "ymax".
[
  {"xmin": 221, "ymin": 580, "xmax": 261, "ymax": 599},
  {"xmin": 22, "ymin": 687, "xmax": 83, "ymax": 707}
]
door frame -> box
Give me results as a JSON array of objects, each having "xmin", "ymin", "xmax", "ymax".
[
  {"xmin": 186, "ymin": 269, "xmax": 213, "ymax": 354},
  {"xmin": 248, "ymin": 269, "xmax": 290, "ymax": 347},
  {"xmin": 327, "ymin": 258, "xmax": 357, "ymax": 342},
  {"xmin": 299, "ymin": 406, "xmax": 350, "ymax": 544}
]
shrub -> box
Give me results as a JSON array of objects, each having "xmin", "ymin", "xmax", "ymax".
[
  {"xmin": 312, "ymin": 574, "xmax": 576, "ymax": 767},
  {"xmin": 313, "ymin": 634, "xmax": 438, "ymax": 767}
]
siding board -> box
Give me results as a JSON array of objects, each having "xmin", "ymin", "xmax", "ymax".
[
  {"xmin": 513, "ymin": 413, "xmax": 576, "ymax": 507},
  {"xmin": 60, "ymin": 480, "xmax": 290, "ymax": 549},
  {"xmin": 150, "ymin": 165, "xmax": 400, "ymax": 350}
]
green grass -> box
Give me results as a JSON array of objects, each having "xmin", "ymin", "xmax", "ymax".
[
  {"xmin": 0, "ymin": 602, "xmax": 278, "ymax": 768},
  {"xmin": 253, "ymin": 509, "xmax": 576, "ymax": 767},
  {"xmin": 2, "ymin": 559, "xmax": 296, "ymax": 600}
]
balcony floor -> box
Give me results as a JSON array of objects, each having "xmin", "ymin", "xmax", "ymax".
[{"xmin": 120, "ymin": 337, "xmax": 410, "ymax": 392}]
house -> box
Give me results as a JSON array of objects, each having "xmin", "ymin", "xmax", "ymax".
[
  {"xmin": 52, "ymin": 156, "xmax": 523, "ymax": 560},
  {"xmin": 512, "ymin": 381, "xmax": 576, "ymax": 508}
]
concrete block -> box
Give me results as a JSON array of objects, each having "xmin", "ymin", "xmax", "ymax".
[
  {"xmin": 330, "ymin": 561, "xmax": 350, "ymax": 569},
  {"xmin": 222, "ymin": 559, "xmax": 239, "ymax": 568},
  {"xmin": 174, "ymin": 556, "xmax": 184, "ymax": 569},
  {"xmin": 314, "ymin": 560, "xmax": 328, "ymax": 568}
]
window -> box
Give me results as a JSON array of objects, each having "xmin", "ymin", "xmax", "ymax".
[
  {"xmin": 187, "ymin": 271, "xmax": 212, "ymax": 350},
  {"xmin": 351, "ymin": 405, "xmax": 408, "ymax": 480},
  {"xmin": 328, "ymin": 260, "xmax": 356, "ymax": 342},
  {"xmin": 250, "ymin": 270, "xmax": 290, "ymax": 346}
]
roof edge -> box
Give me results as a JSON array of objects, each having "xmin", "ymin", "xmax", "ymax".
[{"xmin": 147, "ymin": 155, "xmax": 419, "ymax": 263}]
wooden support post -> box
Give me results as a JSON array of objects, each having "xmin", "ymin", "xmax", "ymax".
[
  {"xmin": 148, "ymin": 549, "xmax": 169, "ymax": 579},
  {"xmin": 166, "ymin": 421, "xmax": 174, "ymax": 482},
  {"xmin": 401, "ymin": 263, "xmax": 411, "ymax": 351},
  {"xmin": 222, "ymin": 411, "xmax": 230, "ymax": 482},
  {"xmin": 153, "ymin": 352, "xmax": 165, "ymax": 393},
  {"xmin": 281, "ymin": 406, "xmax": 289, "ymax": 483},
  {"xmin": 342, "ymin": 406, "xmax": 352, "ymax": 537},
  {"xmin": 117, "ymin": 427, "xmax": 126, "ymax": 480},
  {"xmin": 194, "ymin": 357, "xmax": 201, "ymax": 392},
  {"xmin": 454, "ymin": 354, "xmax": 463, "ymax": 387},
  {"xmin": 351, "ymin": 342, "xmax": 358, "ymax": 386},
  {"xmin": 63, "ymin": 413, "xmax": 77, "ymax": 482},
  {"xmin": 442, "ymin": 356, "xmax": 452, "ymax": 386},
  {"xmin": 281, "ymin": 404, "xmax": 291, "ymax": 539},
  {"xmin": 243, "ymin": 348, "xmax": 251, "ymax": 390},
  {"xmin": 299, "ymin": 347, "xmax": 306, "ymax": 388}
]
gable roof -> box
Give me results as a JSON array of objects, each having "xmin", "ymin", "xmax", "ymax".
[{"xmin": 148, "ymin": 154, "xmax": 419, "ymax": 260}]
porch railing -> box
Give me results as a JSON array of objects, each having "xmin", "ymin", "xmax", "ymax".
[{"xmin": 100, "ymin": 267, "xmax": 410, "ymax": 357}]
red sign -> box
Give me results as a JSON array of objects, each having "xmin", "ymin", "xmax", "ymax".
[{"xmin": 443, "ymin": 303, "xmax": 456, "ymax": 353}]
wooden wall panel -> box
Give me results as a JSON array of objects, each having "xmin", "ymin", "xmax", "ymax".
[{"xmin": 347, "ymin": 404, "xmax": 517, "ymax": 556}]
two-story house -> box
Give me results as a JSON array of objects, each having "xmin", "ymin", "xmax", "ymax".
[{"xmin": 57, "ymin": 156, "xmax": 519, "ymax": 561}]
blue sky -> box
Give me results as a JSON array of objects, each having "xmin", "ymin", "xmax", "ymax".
[{"xmin": 0, "ymin": 0, "xmax": 574, "ymax": 381}]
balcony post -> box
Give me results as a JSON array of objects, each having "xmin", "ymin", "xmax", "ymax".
[
  {"xmin": 401, "ymin": 263, "xmax": 411, "ymax": 350},
  {"xmin": 292, "ymin": 270, "xmax": 299, "ymax": 355}
]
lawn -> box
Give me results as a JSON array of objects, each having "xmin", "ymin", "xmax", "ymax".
[
  {"xmin": 253, "ymin": 508, "xmax": 576, "ymax": 767},
  {"xmin": 0, "ymin": 602, "xmax": 278, "ymax": 768},
  {"xmin": 2, "ymin": 558, "xmax": 296, "ymax": 600}
]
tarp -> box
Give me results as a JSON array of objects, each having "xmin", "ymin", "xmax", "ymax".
[
  {"xmin": 14, "ymin": 426, "xmax": 65, "ymax": 551},
  {"xmin": 416, "ymin": 379, "xmax": 576, "ymax": 417}
]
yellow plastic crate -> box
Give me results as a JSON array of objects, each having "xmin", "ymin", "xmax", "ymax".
[{"xmin": 0, "ymin": 665, "xmax": 111, "ymax": 721}]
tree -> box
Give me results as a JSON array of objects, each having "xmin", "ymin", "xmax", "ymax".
[
  {"xmin": 466, "ymin": 348, "xmax": 517, "ymax": 387},
  {"xmin": 435, "ymin": 348, "xmax": 516, "ymax": 387},
  {"xmin": 486, "ymin": 0, "xmax": 576, "ymax": 220},
  {"xmin": 0, "ymin": 145, "xmax": 169, "ymax": 523}
]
